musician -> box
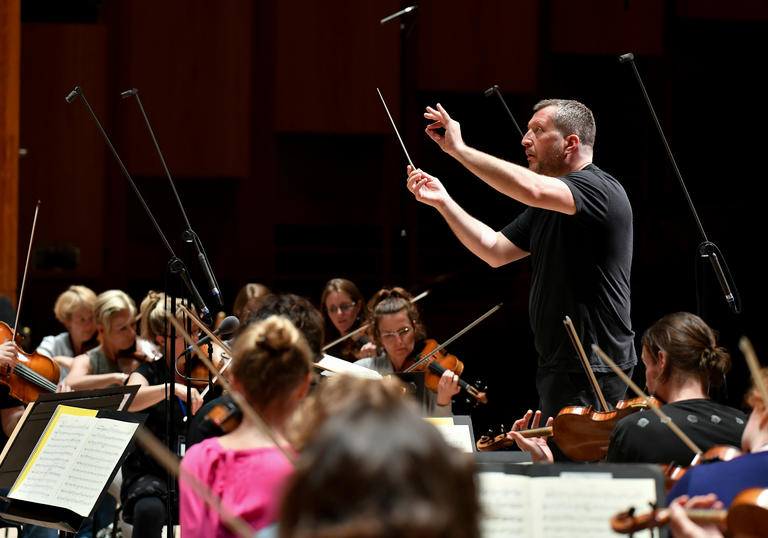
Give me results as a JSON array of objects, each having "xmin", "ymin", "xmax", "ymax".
[
  {"xmin": 35, "ymin": 285, "xmax": 98, "ymax": 381},
  {"xmin": 179, "ymin": 315, "xmax": 312, "ymax": 536},
  {"xmin": 320, "ymin": 277, "xmax": 377, "ymax": 361},
  {"xmin": 232, "ymin": 282, "xmax": 271, "ymax": 322},
  {"xmin": 186, "ymin": 292, "xmax": 324, "ymax": 447},
  {"xmin": 666, "ymin": 366, "xmax": 768, "ymax": 507},
  {"xmin": 279, "ymin": 376, "xmax": 480, "ymax": 538},
  {"xmin": 607, "ymin": 312, "xmax": 745, "ymax": 464},
  {"xmin": 64, "ymin": 289, "xmax": 137, "ymax": 389},
  {"xmin": 509, "ymin": 312, "xmax": 745, "ymax": 466},
  {"xmin": 354, "ymin": 287, "xmax": 459, "ymax": 417},
  {"xmin": 120, "ymin": 291, "xmax": 203, "ymax": 538},
  {"xmin": 406, "ymin": 99, "xmax": 636, "ymax": 423}
]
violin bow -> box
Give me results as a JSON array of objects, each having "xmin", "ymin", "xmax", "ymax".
[
  {"xmin": 739, "ymin": 337, "xmax": 768, "ymax": 410},
  {"xmin": 593, "ymin": 344, "xmax": 703, "ymax": 459},
  {"xmin": 564, "ymin": 316, "xmax": 609, "ymax": 412},
  {"xmin": 403, "ymin": 303, "xmax": 502, "ymax": 373},
  {"xmin": 12, "ymin": 201, "xmax": 41, "ymax": 342},
  {"xmin": 167, "ymin": 314, "xmax": 296, "ymax": 465},
  {"xmin": 376, "ymin": 87, "xmax": 415, "ymax": 169},
  {"xmin": 321, "ymin": 289, "xmax": 430, "ymax": 352},
  {"xmin": 134, "ymin": 427, "xmax": 256, "ymax": 538}
]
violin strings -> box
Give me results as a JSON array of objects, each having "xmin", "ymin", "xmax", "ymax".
[{"xmin": 13, "ymin": 363, "xmax": 57, "ymax": 393}]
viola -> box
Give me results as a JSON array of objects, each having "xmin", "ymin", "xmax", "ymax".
[
  {"xmin": 0, "ymin": 320, "xmax": 60, "ymax": 403},
  {"xmin": 476, "ymin": 396, "xmax": 659, "ymax": 461},
  {"xmin": 402, "ymin": 339, "xmax": 487, "ymax": 404},
  {"xmin": 611, "ymin": 487, "xmax": 768, "ymax": 536}
]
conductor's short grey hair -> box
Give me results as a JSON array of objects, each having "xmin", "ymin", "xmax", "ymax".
[{"xmin": 533, "ymin": 99, "xmax": 596, "ymax": 148}]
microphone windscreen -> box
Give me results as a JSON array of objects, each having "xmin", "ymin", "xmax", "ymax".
[
  {"xmin": 483, "ymin": 85, "xmax": 498, "ymax": 97},
  {"xmin": 65, "ymin": 90, "xmax": 78, "ymax": 103},
  {"xmin": 618, "ymin": 53, "xmax": 635, "ymax": 64},
  {"xmin": 217, "ymin": 315, "xmax": 240, "ymax": 336},
  {"xmin": 121, "ymin": 88, "xmax": 138, "ymax": 99}
]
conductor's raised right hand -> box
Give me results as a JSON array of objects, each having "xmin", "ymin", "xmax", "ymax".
[{"xmin": 407, "ymin": 165, "xmax": 449, "ymax": 209}]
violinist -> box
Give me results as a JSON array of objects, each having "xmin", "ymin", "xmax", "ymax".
[
  {"xmin": 354, "ymin": 287, "xmax": 459, "ymax": 417},
  {"xmin": 179, "ymin": 315, "xmax": 312, "ymax": 536},
  {"xmin": 64, "ymin": 289, "xmax": 138, "ymax": 389},
  {"xmin": 120, "ymin": 291, "xmax": 202, "ymax": 538},
  {"xmin": 508, "ymin": 312, "xmax": 745, "ymax": 465},
  {"xmin": 320, "ymin": 278, "xmax": 377, "ymax": 361},
  {"xmin": 232, "ymin": 282, "xmax": 271, "ymax": 322},
  {"xmin": 607, "ymin": 312, "xmax": 745, "ymax": 464},
  {"xmin": 667, "ymin": 366, "xmax": 768, "ymax": 508},
  {"xmin": 35, "ymin": 285, "xmax": 99, "ymax": 382},
  {"xmin": 186, "ymin": 292, "xmax": 324, "ymax": 447}
]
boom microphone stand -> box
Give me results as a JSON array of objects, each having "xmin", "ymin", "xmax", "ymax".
[
  {"xmin": 120, "ymin": 88, "xmax": 224, "ymax": 311},
  {"xmin": 618, "ymin": 53, "xmax": 741, "ymax": 315},
  {"xmin": 66, "ymin": 86, "xmax": 209, "ymax": 538}
]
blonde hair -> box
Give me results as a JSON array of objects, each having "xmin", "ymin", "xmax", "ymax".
[
  {"xmin": 95, "ymin": 290, "xmax": 136, "ymax": 332},
  {"xmin": 139, "ymin": 291, "xmax": 187, "ymax": 344},
  {"xmin": 53, "ymin": 285, "xmax": 97, "ymax": 325},
  {"xmin": 231, "ymin": 315, "xmax": 312, "ymax": 409}
]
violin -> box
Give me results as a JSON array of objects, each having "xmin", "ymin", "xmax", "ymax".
[
  {"xmin": 116, "ymin": 336, "xmax": 162, "ymax": 374},
  {"xmin": 476, "ymin": 396, "xmax": 660, "ymax": 461},
  {"xmin": 0, "ymin": 320, "xmax": 60, "ymax": 403},
  {"xmin": 402, "ymin": 339, "xmax": 487, "ymax": 404},
  {"xmin": 611, "ymin": 487, "xmax": 768, "ymax": 537},
  {"xmin": 660, "ymin": 444, "xmax": 743, "ymax": 492},
  {"xmin": 202, "ymin": 397, "xmax": 242, "ymax": 434}
]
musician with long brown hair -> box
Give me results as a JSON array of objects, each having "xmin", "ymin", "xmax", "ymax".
[
  {"xmin": 320, "ymin": 277, "xmax": 377, "ymax": 361},
  {"xmin": 355, "ymin": 287, "xmax": 459, "ymax": 416}
]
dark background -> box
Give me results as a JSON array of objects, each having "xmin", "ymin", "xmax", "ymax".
[{"xmin": 13, "ymin": 0, "xmax": 768, "ymax": 439}]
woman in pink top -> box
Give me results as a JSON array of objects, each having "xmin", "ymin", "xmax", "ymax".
[{"xmin": 179, "ymin": 315, "xmax": 312, "ymax": 537}]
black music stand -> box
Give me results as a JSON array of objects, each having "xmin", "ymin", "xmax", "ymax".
[{"xmin": 0, "ymin": 393, "xmax": 144, "ymax": 535}]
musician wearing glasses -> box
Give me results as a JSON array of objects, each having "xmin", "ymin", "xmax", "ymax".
[
  {"xmin": 355, "ymin": 287, "xmax": 459, "ymax": 416},
  {"xmin": 320, "ymin": 278, "xmax": 377, "ymax": 361}
]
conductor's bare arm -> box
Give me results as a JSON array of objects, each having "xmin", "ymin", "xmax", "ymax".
[
  {"xmin": 424, "ymin": 103, "xmax": 577, "ymax": 215},
  {"xmin": 407, "ymin": 166, "xmax": 528, "ymax": 268}
]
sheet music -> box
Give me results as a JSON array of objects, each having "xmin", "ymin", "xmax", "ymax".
[
  {"xmin": 478, "ymin": 473, "xmax": 532, "ymax": 537},
  {"xmin": 433, "ymin": 424, "xmax": 474, "ymax": 453},
  {"xmin": 9, "ymin": 411, "xmax": 138, "ymax": 517},
  {"xmin": 479, "ymin": 472, "xmax": 657, "ymax": 538},
  {"xmin": 317, "ymin": 354, "xmax": 383, "ymax": 379}
]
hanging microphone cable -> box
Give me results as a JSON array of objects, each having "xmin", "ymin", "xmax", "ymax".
[
  {"xmin": 120, "ymin": 88, "xmax": 223, "ymax": 308},
  {"xmin": 618, "ymin": 53, "xmax": 740, "ymax": 314},
  {"xmin": 66, "ymin": 86, "xmax": 213, "ymax": 324}
]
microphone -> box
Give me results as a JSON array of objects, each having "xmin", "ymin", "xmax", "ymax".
[
  {"xmin": 618, "ymin": 52, "xmax": 635, "ymax": 64},
  {"xmin": 121, "ymin": 88, "xmax": 138, "ymax": 99},
  {"xmin": 380, "ymin": 5, "xmax": 417, "ymax": 24},
  {"xmin": 65, "ymin": 87, "xmax": 81, "ymax": 103},
  {"xmin": 483, "ymin": 85, "xmax": 499, "ymax": 98},
  {"xmin": 700, "ymin": 242, "xmax": 739, "ymax": 313},
  {"xmin": 179, "ymin": 315, "xmax": 239, "ymax": 357}
]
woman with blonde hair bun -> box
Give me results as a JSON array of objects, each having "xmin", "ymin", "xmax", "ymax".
[{"xmin": 180, "ymin": 315, "xmax": 312, "ymax": 537}]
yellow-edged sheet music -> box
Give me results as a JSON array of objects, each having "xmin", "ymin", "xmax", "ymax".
[{"xmin": 7, "ymin": 404, "xmax": 140, "ymax": 518}]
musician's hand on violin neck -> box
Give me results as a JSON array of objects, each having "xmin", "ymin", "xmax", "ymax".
[
  {"xmin": 668, "ymin": 494, "xmax": 725, "ymax": 538},
  {"xmin": 508, "ymin": 409, "xmax": 554, "ymax": 463},
  {"xmin": 0, "ymin": 340, "xmax": 15, "ymax": 366}
]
